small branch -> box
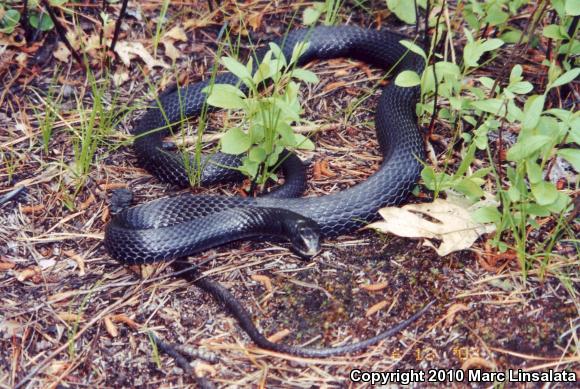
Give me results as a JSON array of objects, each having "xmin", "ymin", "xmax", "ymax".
[
  {"xmin": 22, "ymin": 0, "xmax": 33, "ymax": 44},
  {"xmin": 110, "ymin": 0, "xmax": 129, "ymax": 53},
  {"xmin": 40, "ymin": 0, "xmax": 84, "ymax": 69},
  {"xmin": 424, "ymin": 0, "xmax": 431, "ymax": 49},
  {"xmin": 427, "ymin": 1, "xmax": 446, "ymax": 138}
]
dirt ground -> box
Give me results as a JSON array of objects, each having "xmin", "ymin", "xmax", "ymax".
[{"xmin": 1, "ymin": 1, "xmax": 579, "ymax": 388}]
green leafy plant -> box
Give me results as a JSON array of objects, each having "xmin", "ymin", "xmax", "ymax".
[
  {"xmin": 0, "ymin": 0, "xmax": 71, "ymax": 34},
  {"xmin": 395, "ymin": 1, "xmax": 578, "ymax": 279},
  {"xmin": 204, "ymin": 41, "xmax": 318, "ymax": 188},
  {"xmin": 303, "ymin": 0, "xmax": 344, "ymax": 26},
  {"xmin": 385, "ymin": 0, "xmax": 427, "ymax": 24}
]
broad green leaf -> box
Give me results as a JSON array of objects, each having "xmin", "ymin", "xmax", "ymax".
[
  {"xmin": 545, "ymin": 192, "xmax": 572, "ymax": 213},
  {"xmin": 480, "ymin": 38, "xmax": 505, "ymax": 53},
  {"xmin": 565, "ymin": 0, "xmax": 580, "ymax": 15},
  {"xmin": 526, "ymin": 160, "xmax": 543, "ymax": 184},
  {"xmin": 220, "ymin": 127, "xmax": 251, "ymax": 154},
  {"xmin": 500, "ymin": 29, "xmax": 523, "ymax": 44},
  {"xmin": 455, "ymin": 178, "xmax": 484, "ymax": 200},
  {"xmin": 524, "ymin": 203, "xmax": 552, "ymax": 217},
  {"xmin": 395, "ymin": 70, "xmax": 421, "ymax": 87},
  {"xmin": 276, "ymin": 122, "xmax": 296, "ymax": 146},
  {"xmin": 387, "ymin": 0, "xmax": 416, "ymax": 24},
  {"xmin": 479, "ymin": 77, "xmax": 496, "ymax": 90},
  {"xmin": 249, "ymin": 146, "xmax": 267, "ymax": 163},
  {"xmin": 0, "ymin": 9, "xmax": 20, "ymax": 33},
  {"xmin": 29, "ymin": 12, "xmax": 54, "ymax": 31},
  {"xmin": 507, "ymin": 186, "xmax": 520, "ymax": 202},
  {"xmin": 506, "ymin": 135, "xmax": 552, "ymax": 161},
  {"xmin": 250, "ymin": 124, "xmax": 265, "ymax": 143},
  {"xmin": 241, "ymin": 159, "xmax": 259, "ymax": 178},
  {"xmin": 510, "ymin": 65, "xmax": 523, "ymax": 83},
  {"xmin": 464, "ymin": 38, "xmax": 504, "ymax": 67},
  {"xmin": 290, "ymin": 41, "xmax": 310, "ymax": 65},
  {"xmin": 543, "ymin": 24, "xmax": 567, "ymax": 40},
  {"xmin": 253, "ymin": 61, "xmax": 273, "ymax": 85},
  {"xmin": 268, "ymin": 42, "xmax": 286, "ymax": 65},
  {"xmin": 470, "ymin": 99, "xmax": 505, "ymax": 115},
  {"xmin": 522, "ymin": 94, "xmax": 546, "ymax": 130},
  {"xmin": 291, "ymin": 68, "xmax": 319, "ymax": 84},
  {"xmin": 507, "ymin": 81, "xmax": 533, "ymax": 94},
  {"xmin": 549, "ymin": 68, "xmax": 580, "ymax": 89},
  {"xmin": 531, "ymin": 181, "xmax": 559, "ymax": 206},
  {"xmin": 558, "ymin": 148, "xmax": 580, "ymax": 170},
  {"xmin": 484, "ymin": 7, "xmax": 508, "ymax": 26},
  {"xmin": 400, "ymin": 40, "xmax": 427, "ymax": 61},
  {"xmin": 472, "ymin": 206, "xmax": 502, "ymax": 224},
  {"xmin": 463, "ymin": 41, "xmax": 481, "ymax": 67},
  {"xmin": 294, "ymin": 133, "xmax": 315, "ymax": 150},
  {"xmin": 204, "ymin": 84, "xmax": 246, "ymax": 109},
  {"xmin": 303, "ymin": 6, "xmax": 322, "ymax": 25},
  {"xmin": 221, "ymin": 57, "xmax": 252, "ymax": 85}
]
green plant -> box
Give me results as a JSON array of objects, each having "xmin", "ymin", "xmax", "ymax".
[
  {"xmin": 385, "ymin": 0, "xmax": 427, "ymax": 24},
  {"xmin": 303, "ymin": 0, "xmax": 344, "ymax": 26},
  {"xmin": 395, "ymin": 1, "xmax": 579, "ymax": 279},
  {"xmin": 0, "ymin": 0, "xmax": 72, "ymax": 34},
  {"xmin": 204, "ymin": 41, "xmax": 318, "ymax": 188}
]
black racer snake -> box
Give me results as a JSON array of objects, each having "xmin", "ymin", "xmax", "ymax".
[{"xmin": 104, "ymin": 26, "xmax": 433, "ymax": 357}]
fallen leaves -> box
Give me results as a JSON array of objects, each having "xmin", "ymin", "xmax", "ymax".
[
  {"xmin": 161, "ymin": 26, "xmax": 188, "ymax": 62},
  {"xmin": 367, "ymin": 198, "xmax": 497, "ymax": 256},
  {"xmin": 359, "ymin": 281, "xmax": 389, "ymax": 292},
  {"xmin": 115, "ymin": 41, "xmax": 169, "ymax": 69},
  {"xmin": 365, "ymin": 300, "xmax": 389, "ymax": 317}
]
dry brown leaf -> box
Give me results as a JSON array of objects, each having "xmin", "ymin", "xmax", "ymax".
[
  {"xmin": 251, "ymin": 274, "xmax": 273, "ymax": 292},
  {"xmin": 46, "ymin": 361, "xmax": 69, "ymax": 376},
  {"xmin": 16, "ymin": 267, "xmax": 39, "ymax": 282},
  {"xmin": 183, "ymin": 18, "xmax": 213, "ymax": 30},
  {"xmin": 267, "ymin": 329, "xmax": 291, "ymax": 343},
  {"xmin": 248, "ymin": 13, "xmax": 263, "ymax": 31},
  {"xmin": 461, "ymin": 357, "xmax": 496, "ymax": 370},
  {"xmin": 110, "ymin": 314, "xmax": 140, "ymax": 330},
  {"xmin": 444, "ymin": 303, "xmax": 470, "ymax": 326},
  {"xmin": 104, "ymin": 316, "xmax": 119, "ymax": 337},
  {"xmin": 0, "ymin": 261, "xmax": 15, "ymax": 271},
  {"xmin": 195, "ymin": 362, "xmax": 217, "ymax": 377},
  {"xmin": 162, "ymin": 40, "xmax": 181, "ymax": 62},
  {"xmin": 367, "ymin": 198, "xmax": 496, "ymax": 256},
  {"xmin": 164, "ymin": 26, "xmax": 187, "ymax": 42},
  {"xmin": 360, "ymin": 281, "xmax": 389, "ymax": 292},
  {"xmin": 53, "ymin": 42, "xmax": 71, "ymax": 63},
  {"xmin": 113, "ymin": 71, "xmax": 129, "ymax": 86},
  {"xmin": 323, "ymin": 81, "xmax": 346, "ymax": 92},
  {"xmin": 58, "ymin": 312, "xmax": 84, "ymax": 323},
  {"xmin": 115, "ymin": 41, "xmax": 169, "ymax": 69},
  {"xmin": 365, "ymin": 300, "xmax": 388, "ymax": 317},
  {"xmin": 79, "ymin": 192, "xmax": 96, "ymax": 210},
  {"xmin": 63, "ymin": 250, "xmax": 86, "ymax": 276},
  {"xmin": 20, "ymin": 204, "xmax": 45, "ymax": 213}
]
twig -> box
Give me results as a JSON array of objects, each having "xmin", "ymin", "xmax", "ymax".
[
  {"xmin": 148, "ymin": 333, "xmax": 216, "ymax": 389},
  {"xmin": 39, "ymin": 0, "xmax": 84, "ymax": 69},
  {"xmin": 110, "ymin": 0, "xmax": 129, "ymax": 53},
  {"xmin": 427, "ymin": 1, "xmax": 446, "ymax": 138},
  {"xmin": 22, "ymin": 0, "xmax": 33, "ymax": 44}
]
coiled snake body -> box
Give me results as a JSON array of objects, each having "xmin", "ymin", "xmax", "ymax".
[
  {"xmin": 105, "ymin": 26, "xmax": 425, "ymax": 263},
  {"xmin": 104, "ymin": 26, "xmax": 430, "ymax": 357}
]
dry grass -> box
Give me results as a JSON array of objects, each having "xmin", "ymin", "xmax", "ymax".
[{"xmin": 1, "ymin": 1, "xmax": 578, "ymax": 388}]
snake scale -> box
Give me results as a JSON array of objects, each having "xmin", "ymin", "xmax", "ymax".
[{"xmin": 104, "ymin": 26, "xmax": 430, "ymax": 357}]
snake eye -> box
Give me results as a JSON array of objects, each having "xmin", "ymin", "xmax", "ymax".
[{"xmin": 290, "ymin": 219, "xmax": 321, "ymax": 259}]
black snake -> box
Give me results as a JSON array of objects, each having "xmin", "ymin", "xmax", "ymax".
[{"xmin": 104, "ymin": 26, "xmax": 430, "ymax": 357}]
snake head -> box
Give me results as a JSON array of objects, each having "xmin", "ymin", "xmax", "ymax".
[{"xmin": 283, "ymin": 216, "xmax": 322, "ymax": 260}]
